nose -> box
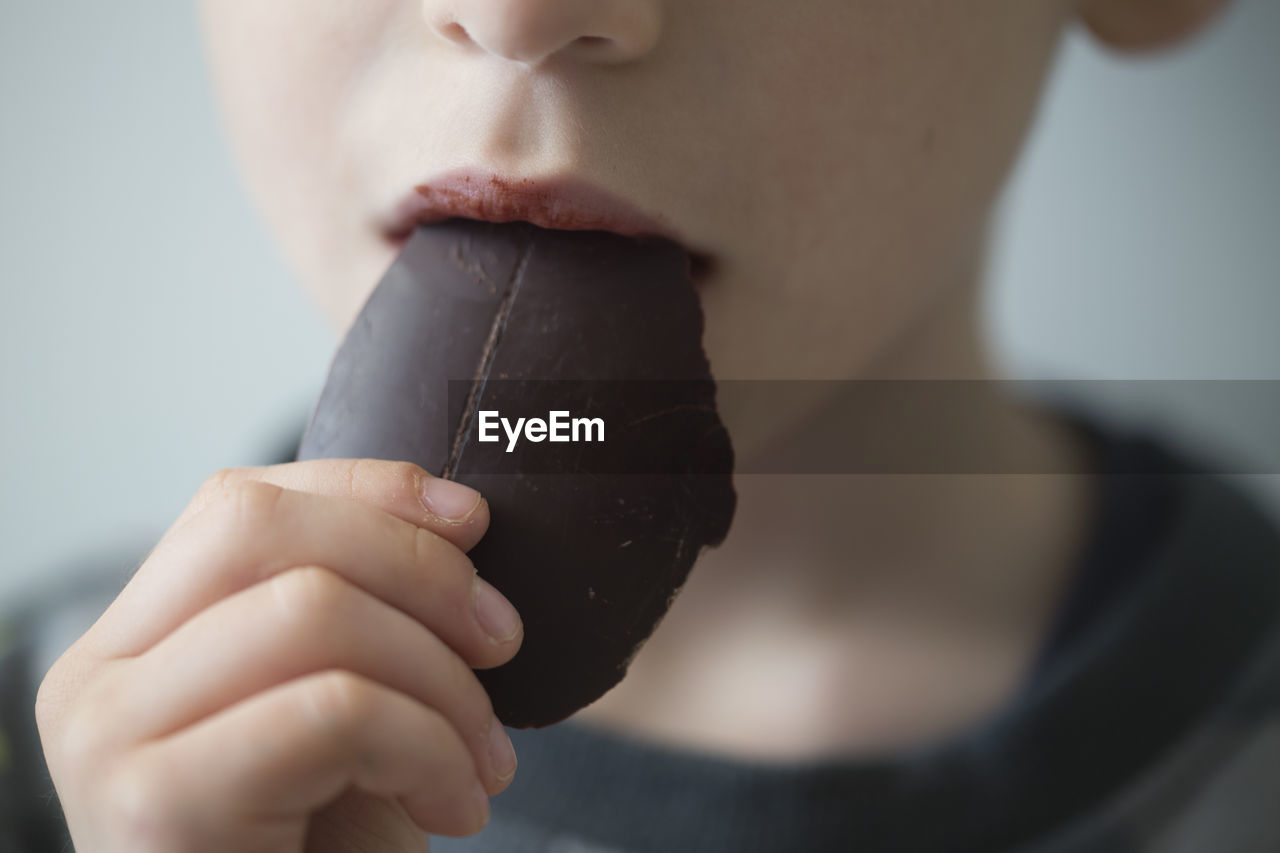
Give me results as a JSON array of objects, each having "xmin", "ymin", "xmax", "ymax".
[{"xmin": 426, "ymin": 0, "xmax": 664, "ymax": 67}]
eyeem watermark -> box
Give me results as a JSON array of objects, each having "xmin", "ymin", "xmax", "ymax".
[{"xmin": 477, "ymin": 410, "xmax": 605, "ymax": 453}]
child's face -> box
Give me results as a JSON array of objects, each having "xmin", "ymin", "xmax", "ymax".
[{"xmin": 200, "ymin": 2, "xmax": 1072, "ymax": 381}]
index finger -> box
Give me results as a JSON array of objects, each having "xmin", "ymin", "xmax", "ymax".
[{"xmin": 164, "ymin": 459, "xmax": 490, "ymax": 553}]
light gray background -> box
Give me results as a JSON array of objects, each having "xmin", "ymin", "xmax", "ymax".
[{"xmin": 2, "ymin": 1, "xmax": 1278, "ymax": 608}]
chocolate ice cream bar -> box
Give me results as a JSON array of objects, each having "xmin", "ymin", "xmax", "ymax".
[{"xmin": 298, "ymin": 218, "xmax": 736, "ymax": 727}]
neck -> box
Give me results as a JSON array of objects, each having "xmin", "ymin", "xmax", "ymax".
[{"xmin": 571, "ymin": 249, "xmax": 1099, "ymax": 762}]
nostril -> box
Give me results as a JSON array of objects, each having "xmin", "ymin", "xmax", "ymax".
[
  {"xmin": 439, "ymin": 20, "xmax": 471, "ymax": 46},
  {"xmin": 570, "ymin": 35, "xmax": 617, "ymax": 58},
  {"xmin": 430, "ymin": 6, "xmax": 661, "ymax": 66}
]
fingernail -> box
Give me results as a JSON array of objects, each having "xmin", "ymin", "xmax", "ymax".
[
  {"xmin": 471, "ymin": 779, "xmax": 491, "ymax": 831},
  {"xmin": 420, "ymin": 476, "xmax": 481, "ymax": 521},
  {"xmin": 488, "ymin": 717, "xmax": 518, "ymax": 783},
  {"xmin": 473, "ymin": 575, "xmax": 521, "ymax": 643}
]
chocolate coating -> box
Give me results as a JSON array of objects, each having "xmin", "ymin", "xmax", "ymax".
[{"xmin": 298, "ymin": 219, "xmax": 736, "ymax": 727}]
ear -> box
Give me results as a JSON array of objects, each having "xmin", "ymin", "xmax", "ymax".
[{"xmin": 1077, "ymin": 0, "xmax": 1235, "ymax": 52}]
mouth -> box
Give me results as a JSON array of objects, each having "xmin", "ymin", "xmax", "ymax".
[{"xmin": 381, "ymin": 170, "xmax": 715, "ymax": 282}]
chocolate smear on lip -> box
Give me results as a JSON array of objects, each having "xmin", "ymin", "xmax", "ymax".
[{"xmin": 297, "ymin": 218, "xmax": 737, "ymax": 728}]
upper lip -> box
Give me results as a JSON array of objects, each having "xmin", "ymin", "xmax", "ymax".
[{"xmin": 382, "ymin": 170, "xmax": 711, "ymax": 276}]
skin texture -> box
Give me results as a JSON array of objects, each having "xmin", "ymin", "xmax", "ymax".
[
  {"xmin": 37, "ymin": 1, "xmax": 1237, "ymax": 851},
  {"xmin": 193, "ymin": 0, "xmax": 1237, "ymax": 748},
  {"xmin": 38, "ymin": 460, "xmax": 525, "ymax": 851},
  {"xmin": 196, "ymin": 0, "xmax": 1230, "ymax": 382},
  {"xmin": 196, "ymin": 0, "xmax": 1231, "ymax": 457},
  {"xmin": 201, "ymin": 0, "xmax": 1069, "ymax": 393}
]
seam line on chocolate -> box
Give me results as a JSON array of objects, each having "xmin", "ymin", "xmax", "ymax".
[{"xmin": 441, "ymin": 235, "xmax": 534, "ymax": 480}]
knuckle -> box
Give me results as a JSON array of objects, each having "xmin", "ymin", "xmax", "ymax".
[
  {"xmin": 339, "ymin": 458, "xmax": 363, "ymax": 499},
  {"xmin": 106, "ymin": 755, "xmax": 179, "ymax": 850},
  {"xmin": 56, "ymin": 701, "xmax": 110, "ymax": 773},
  {"xmin": 303, "ymin": 671, "xmax": 376, "ymax": 738},
  {"xmin": 33, "ymin": 659, "xmax": 69, "ymax": 737},
  {"xmin": 174, "ymin": 467, "xmax": 246, "ymax": 530},
  {"xmin": 212, "ymin": 479, "xmax": 288, "ymax": 536},
  {"xmin": 33, "ymin": 659, "xmax": 89, "ymax": 752},
  {"xmin": 340, "ymin": 457, "xmax": 425, "ymax": 501},
  {"xmin": 197, "ymin": 466, "xmax": 243, "ymax": 504},
  {"xmin": 268, "ymin": 566, "xmax": 349, "ymax": 626},
  {"xmin": 385, "ymin": 460, "xmax": 426, "ymax": 498},
  {"xmin": 203, "ymin": 465, "xmax": 242, "ymax": 492}
]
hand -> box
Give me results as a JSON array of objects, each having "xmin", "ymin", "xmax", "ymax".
[{"xmin": 36, "ymin": 459, "xmax": 523, "ymax": 853}]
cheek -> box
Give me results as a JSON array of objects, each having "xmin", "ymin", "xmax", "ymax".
[
  {"xmin": 752, "ymin": 1, "xmax": 1066, "ymax": 266},
  {"xmin": 200, "ymin": 1, "xmax": 402, "ymax": 321},
  {"xmin": 698, "ymin": 0, "xmax": 1067, "ymax": 378}
]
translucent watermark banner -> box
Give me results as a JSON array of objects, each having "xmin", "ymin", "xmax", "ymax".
[{"xmin": 441, "ymin": 379, "xmax": 1280, "ymax": 475}]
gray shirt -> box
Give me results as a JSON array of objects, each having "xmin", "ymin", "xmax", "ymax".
[{"xmin": 5, "ymin": 419, "xmax": 1280, "ymax": 852}]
